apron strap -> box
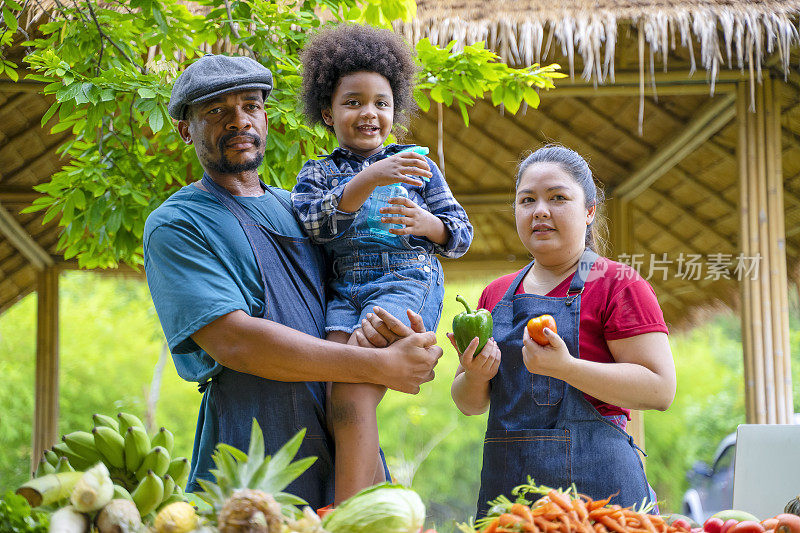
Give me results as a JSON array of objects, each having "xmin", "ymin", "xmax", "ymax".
[{"xmin": 566, "ymin": 248, "xmax": 599, "ymax": 305}]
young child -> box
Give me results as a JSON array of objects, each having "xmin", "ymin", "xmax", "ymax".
[{"xmin": 291, "ymin": 23, "xmax": 473, "ymax": 504}]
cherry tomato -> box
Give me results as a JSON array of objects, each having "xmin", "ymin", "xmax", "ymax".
[
  {"xmin": 730, "ymin": 521, "xmax": 765, "ymax": 533},
  {"xmin": 673, "ymin": 519, "xmax": 691, "ymax": 531},
  {"xmin": 704, "ymin": 517, "xmax": 725, "ymax": 533},
  {"xmin": 722, "ymin": 519, "xmax": 741, "ymax": 533},
  {"xmin": 776, "ymin": 514, "xmax": 800, "ymax": 533},
  {"xmin": 526, "ymin": 314, "xmax": 557, "ymax": 345}
]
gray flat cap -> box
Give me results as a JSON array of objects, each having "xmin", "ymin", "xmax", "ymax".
[{"xmin": 168, "ymin": 54, "xmax": 273, "ymax": 120}]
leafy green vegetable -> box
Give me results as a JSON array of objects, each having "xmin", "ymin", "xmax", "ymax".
[
  {"xmin": 0, "ymin": 491, "xmax": 49, "ymax": 533},
  {"xmin": 322, "ymin": 483, "xmax": 425, "ymax": 533}
]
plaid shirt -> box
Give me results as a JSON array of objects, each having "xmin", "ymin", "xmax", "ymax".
[{"xmin": 291, "ymin": 144, "xmax": 472, "ymax": 258}]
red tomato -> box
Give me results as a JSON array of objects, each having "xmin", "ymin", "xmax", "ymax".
[
  {"xmin": 776, "ymin": 514, "xmax": 800, "ymax": 533},
  {"xmin": 704, "ymin": 517, "xmax": 725, "ymax": 533},
  {"xmin": 730, "ymin": 521, "xmax": 765, "ymax": 533},
  {"xmin": 722, "ymin": 519, "xmax": 741, "ymax": 533},
  {"xmin": 526, "ymin": 315, "xmax": 557, "ymax": 345},
  {"xmin": 762, "ymin": 520, "xmax": 779, "ymax": 530},
  {"xmin": 673, "ymin": 519, "xmax": 692, "ymax": 531}
]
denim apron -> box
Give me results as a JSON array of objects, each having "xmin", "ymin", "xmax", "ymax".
[
  {"xmin": 477, "ymin": 249, "xmax": 651, "ymax": 516},
  {"xmin": 199, "ymin": 174, "xmax": 334, "ymax": 508}
]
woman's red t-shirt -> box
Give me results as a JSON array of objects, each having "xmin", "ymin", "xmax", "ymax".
[{"xmin": 477, "ymin": 256, "xmax": 669, "ymax": 420}]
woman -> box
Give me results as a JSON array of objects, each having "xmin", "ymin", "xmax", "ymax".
[{"xmin": 449, "ymin": 145, "xmax": 676, "ymax": 515}]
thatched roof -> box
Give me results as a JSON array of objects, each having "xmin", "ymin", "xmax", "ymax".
[
  {"xmin": 1, "ymin": 0, "xmax": 800, "ymax": 327},
  {"xmin": 398, "ymin": 0, "xmax": 800, "ymax": 82}
]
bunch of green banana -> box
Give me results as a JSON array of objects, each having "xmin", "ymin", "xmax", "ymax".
[{"xmin": 37, "ymin": 411, "xmax": 191, "ymax": 517}]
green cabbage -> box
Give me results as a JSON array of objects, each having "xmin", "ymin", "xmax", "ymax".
[{"xmin": 322, "ymin": 483, "xmax": 426, "ymax": 533}]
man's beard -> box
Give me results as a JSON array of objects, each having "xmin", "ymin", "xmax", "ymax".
[{"xmin": 204, "ymin": 131, "xmax": 264, "ymax": 174}]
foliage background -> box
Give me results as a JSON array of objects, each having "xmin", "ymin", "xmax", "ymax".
[{"xmin": 2, "ymin": 272, "xmax": 798, "ymax": 530}]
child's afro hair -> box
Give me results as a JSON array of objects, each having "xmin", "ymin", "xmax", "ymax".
[{"xmin": 300, "ymin": 24, "xmax": 417, "ymax": 132}]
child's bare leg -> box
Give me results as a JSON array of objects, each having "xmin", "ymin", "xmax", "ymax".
[{"xmin": 328, "ymin": 329, "xmax": 387, "ymax": 505}]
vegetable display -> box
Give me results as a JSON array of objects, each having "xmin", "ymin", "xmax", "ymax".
[
  {"xmin": 452, "ymin": 295, "xmax": 494, "ymax": 355},
  {"xmin": 526, "ymin": 315, "xmax": 557, "ymax": 346},
  {"xmin": 459, "ymin": 479, "xmax": 678, "ymax": 533},
  {"xmin": 14, "ymin": 416, "xmax": 800, "ymax": 533}
]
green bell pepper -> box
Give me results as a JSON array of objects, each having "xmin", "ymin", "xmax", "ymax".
[{"xmin": 452, "ymin": 294, "xmax": 493, "ymax": 355}]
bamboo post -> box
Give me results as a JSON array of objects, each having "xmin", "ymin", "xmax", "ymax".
[
  {"xmin": 607, "ymin": 197, "xmax": 647, "ymax": 463},
  {"xmin": 765, "ymin": 76, "xmax": 787, "ymax": 423},
  {"xmin": 737, "ymin": 76, "xmax": 793, "ymax": 424},
  {"xmin": 32, "ymin": 266, "xmax": 59, "ymax": 474},
  {"xmin": 737, "ymin": 83, "xmax": 756, "ymax": 423},
  {"xmin": 755, "ymin": 77, "xmax": 777, "ymax": 424},
  {"xmin": 774, "ymin": 82, "xmax": 794, "ymax": 422}
]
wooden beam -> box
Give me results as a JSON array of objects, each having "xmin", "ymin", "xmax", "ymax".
[
  {"xmin": 592, "ymin": 70, "xmax": 751, "ymax": 85},
  {"xmin": 32, "ymin": 266, "xmax": 59, "ymax": 474},
  {"xmin": 0, "ymin": 188, "xmax": 41, "ymax": 203},
  {"xmin": 0, "ymin": 79, "xmax": 43, "ymax": 93},
  {"xmin": 0, "ymin": 201, "xmax": 53, "ymax": 270},
  {"xmin": 543, "ymin": 83, "xmax": 736, "ymax": 98},
  {"xmin": 613, "ymin": 93, "xmax": 737, "ymax": 200}
]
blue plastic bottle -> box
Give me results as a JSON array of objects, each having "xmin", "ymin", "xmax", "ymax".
[
  {"xmin": 366, "ymin": 146, "xmax": 430, "ymax": 237},
  {"xmin": 367, "ymin": 184, "xmax": 409, "ymax": 237}
]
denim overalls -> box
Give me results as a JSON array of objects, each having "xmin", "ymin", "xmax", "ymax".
[
  {"xmin": 316, "ymin": 158, "xmax": 445, "ymax": 333},
  {"xmin": 198, "ymin": 174, "xmax": 334, "ymax": 508},
  {"xmin": 477, "ymin": 249, "xmax": 652, "ymax": 516}
]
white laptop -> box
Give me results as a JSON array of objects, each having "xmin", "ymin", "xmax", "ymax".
[{"xmin": 732, "ymin": 423, "xmax": 800, "ymax": 519}]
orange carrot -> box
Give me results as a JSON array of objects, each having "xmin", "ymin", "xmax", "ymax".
[
  {"xmin": 548, "ymin": 490, "xmax": 574, "ymax": 512},
  {"xmin": 523, "ymin": 521, "xmax": 540, "ymax": 533},
  {"xmin": 587, "ymin": 496, "xmax": 613, "ymax": 511},
  {"xmin": 573, "ymin": 497, "xmax": 589, "ymax": 522},
  {"xmin": 511, "ymin": 503, "xmax": 535, "ymax": 524},
  {"xmin": 640, "ymin": 513, "xmax": 657, "ymax": 533},
  {"xmin": 498, "ymin": 514, "xmax": 523, "ymax": 528},
  {"xmin": 594, "ymin": 523, "xmax": 609, "ymax": 533},
  {"xmin": 532, "ymin": 502, "xmax": 563, "ymax": 518},
  {"xmin": 534, "ymin": 517, "xmax": 559, "ymax": 531},
  {"xmin": 589, "ymin": 508, "xmax": 616, "ymax": 521},
  {"xmin": 599, "ymin": 516, "xmax": 628, "ymax": 533}
]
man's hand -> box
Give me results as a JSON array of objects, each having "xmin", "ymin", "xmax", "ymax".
[
  {"xmin": 379, "ymin": 197, "xmax": 448, "ymax": 245},
  {"xmin": 380, "ymin": 331, "xmax": 442, "ymax": 394},
  {"xmin": 355, "ymin": 306, "xmax": 442, "ymax": 394},
  {"xmin": 355, "ymin": 306, "xmax": 424, "ymax": 347}
]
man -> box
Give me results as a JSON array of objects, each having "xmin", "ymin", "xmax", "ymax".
[{"xmin": 143, "ymin": 54, "xmax": 442, "ymax": 508}]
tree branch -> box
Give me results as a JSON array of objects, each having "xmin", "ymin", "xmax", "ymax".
[
  {"xmin": 223, "ymin": 0, "xmax": 256, "ymax": 58},
  {"xmin": 85, "ymin": 0, "xmax": 145, "ymax": 74}
]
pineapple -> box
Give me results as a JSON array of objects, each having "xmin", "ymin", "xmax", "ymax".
[
  {"xmin": 195, "ymin": 420, "xmax": 318, "ymax": 533},
  {"xmin": 217, "ymin": 489, "xmax": 281, "ymax": 533}
]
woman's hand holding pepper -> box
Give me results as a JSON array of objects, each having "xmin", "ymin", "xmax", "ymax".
[
  {"xmin": 521, "ymin": 326, "xmax": 574, "ymax": 378},
  {"xmin": 447, "ymin": 333, "xmax": 501, "ymax": 382}
]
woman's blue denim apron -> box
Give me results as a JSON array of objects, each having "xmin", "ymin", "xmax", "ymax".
[
  {"xmin": 477, "ymin": 249, "xmax": 652, "ymax": 516},
  {"xmin": 199, "ymin": 174, "xmax": 334, "ymax": 508}
]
